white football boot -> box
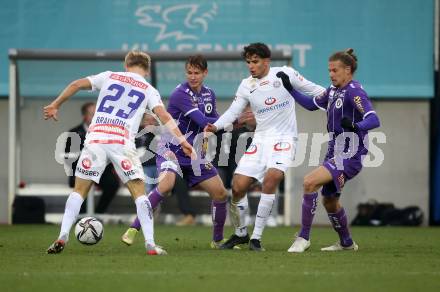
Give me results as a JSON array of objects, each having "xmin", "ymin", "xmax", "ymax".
[
  {"xmin": 287, "ymin": 236, "xmax": 311, "ymax": 253},
  {"xmin": 146, "ymin": 244, "xmax": 168, "ymax": 255},
  {"xmin": 321, "ymin": 241, "xmax": 359, "ymax": 251}
]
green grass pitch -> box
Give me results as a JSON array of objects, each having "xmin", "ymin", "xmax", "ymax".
[{"xmin": 0, "ymin": 225, "xmax": 439, "ymax": 292}]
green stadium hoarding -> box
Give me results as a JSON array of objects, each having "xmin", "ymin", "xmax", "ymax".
[{"xmin": 0, "ymin": 0, "xmax": 435, "ymax": 98}]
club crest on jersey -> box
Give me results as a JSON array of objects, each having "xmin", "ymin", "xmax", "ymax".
[
  {"xmin": 273, "ymin": 80, "xmax": 281, "ymax": 88},
  {"xmin": 335, "ymin": 98, "xmax": 343, "ymax": 109},
  {"xmin": 245, "ymin": 144, "xmax": 258, "ymax": 155},
  {"xmin": 204, "ymin": 103, "xmax": 213, "ymax": 114},
  {"xmin": 81, "ymin": 158, "xmax": 92, "ymax": 170},
  {"xmin": 121, "ymin": 159, "xmax": 132, "ymax": 171},
  {"xmin": 274, "ymin": 142, "xmax": 291, "ymax": 151},
  {"xmin": 264, "ymin": 97, "xmax": 277, "ymax": 105}
]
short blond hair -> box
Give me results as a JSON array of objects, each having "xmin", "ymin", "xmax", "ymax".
[{"xmin": 124, "ymin": 51, "xmax": 151, "ymax": 72}]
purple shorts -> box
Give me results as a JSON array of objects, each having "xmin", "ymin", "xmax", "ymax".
[
  {"xmin": 156, "ymin": 154, "xmax": 218, "ymax": 188},
  {"xmin": 321, "ymin": 157, "xmax": 363, "ymax": 196}
]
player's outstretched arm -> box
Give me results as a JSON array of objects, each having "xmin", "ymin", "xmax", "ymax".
[
  {"xmin": 276, "ymin": 71, "xmax": 319, "ymax": 111},
  {"xmin": 153, "ymin": 105, "xmax": 196, "ymax": 159},
  {"xmin": 43, "ymin": 78, "xmax": 92, "ymax": 121},
  {"xmin": 211, "ymin": 95, "xmax": 248, "ymax": 131}
]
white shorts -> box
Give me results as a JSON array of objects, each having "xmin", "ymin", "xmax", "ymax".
[
  {"xmin": 75, "ymin": 143, "xmax": 144, "ymax": 184},
  {"xmin": 235, "ymin": 135, "xmax": 297, "ymax": 182}
]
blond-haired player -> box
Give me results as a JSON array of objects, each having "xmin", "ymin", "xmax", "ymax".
[{"xmin": 44, "ymin": 51, "xmax": 194, "ymax": 255}]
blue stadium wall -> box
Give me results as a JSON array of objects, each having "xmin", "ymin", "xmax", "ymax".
[
  {"xmin": 0, "ymin": 0, "xmax": 438, "ymax": 224},
  {"xmin": 0, "ymin": 0, "xmax": 434, "ymax": 98}
]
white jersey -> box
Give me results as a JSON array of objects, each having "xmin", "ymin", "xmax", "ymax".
[
  {"xmin": 214, "ymin": 66, "xmax": 325, "ymax": 138},
  {"xmin": 85, "ymin": 71, "xmax": 163, "ymax": 147}
]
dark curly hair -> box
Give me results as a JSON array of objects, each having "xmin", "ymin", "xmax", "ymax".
[{"xmin": 242, "ymin": 42, "xmax": 271, "ymax": 59}]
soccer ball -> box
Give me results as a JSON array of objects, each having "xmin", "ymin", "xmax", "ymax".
[{"xmin": 74, "ymin": 217, "xmax": 104, "ymax": 245}]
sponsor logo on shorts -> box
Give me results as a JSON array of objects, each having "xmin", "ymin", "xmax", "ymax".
[
  {"xmin": 274, "ymin": 142, "xmax": 291, "ymax": 151},
  {"xmin": 264, "ymin": 97, "xmax": 277, "ymax": 105},
  {"xmin": 124, "ymin": 169, "xmax": 137, "ymax": 177},
  {"xmin": 245, "ymin": 144, "xmax": 258, "ymax": 155},
  {"xmin": 77, "ymin": 167, "xmax": 99, "ymax": 177},
  {"xmin": 121, "ymin": 159, "xmax": 132, "ymax": 171},
  {"xmin": 81, "ymin": 158, "xmax": 92, "ymax": 170}
]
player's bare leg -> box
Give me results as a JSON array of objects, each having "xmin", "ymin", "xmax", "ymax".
[
  {"xmin": 197, "ymin": 175, "xmax": 228, "ymax": 248},
  {"xmin": 220, "ymin": 174, "xmax": 254, "ymax": 249},
  {"xmin": 122, "ymin": 171, "xmax": 175, "ymax": 246},
  {"xmin": 288, "ymin": 166, "xmax": 332, "ymax": 253},
  {"xmin": 249, "ymin": 168, "xmax": 283, "ymax": 251},
  {"xmin": 47, "ymin": 177, "xmax": 93, "ymax": 254},
  {"xmin": 321, "ymin": 195, "xmax": 358, "ymax": 251},
  {"xmin": 126, "ymin": 178, "xmax": 167, "ymax": 255}
]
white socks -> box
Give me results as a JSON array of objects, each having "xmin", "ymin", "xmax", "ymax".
[
  {"xmin": 232, "ymin": 195, "xmax": 249, "ymax": 237},
  {"xmin": 135, "ymin": 195, "xmax": 155, "ymax": 246},
  {"xmin": 251, "ymin": 193, "xmax": 275, "ymax": 240},
  {"xmin": 59, "ymin": 192, "xmax": 84, "ymax": 241}
]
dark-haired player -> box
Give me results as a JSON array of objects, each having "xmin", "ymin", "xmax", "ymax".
[{"xmin": 205, "ymin": 43, "xmax": 325, "ymax": 251}]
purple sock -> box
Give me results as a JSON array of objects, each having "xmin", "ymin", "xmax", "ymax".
[
  {"xmin": 211, "ymin": 200, "xmax": 227, "ymax": 242},
  {"xmin": 130, "ymin": 217, "xmax": 141, "ymax": 230},
  {"xmin": 328, "ymin": 207, "xmax": 353, "ymax": 247},
  {"xmin": 298, "ymin": 192, "xmax": 318, "ymax": 240},
  {"xmin": 130, "ymin": 188, "xmax": 164, "ymax": 231},
  {"xmin": 148, "ymin": 187, "xmax": 164, "ymax": 209}
]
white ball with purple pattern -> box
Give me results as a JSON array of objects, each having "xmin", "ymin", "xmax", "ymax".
[{"xmin": 74, "ymin": 217, "xmax": 104, "ymax": 245}]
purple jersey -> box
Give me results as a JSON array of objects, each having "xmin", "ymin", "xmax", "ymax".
[
  {"xmin": 162, "ymin": 82, "xmax": 219, "ymax": 165},
  {"xmin": 314, "ymin": 80, "xmax": 375, "ymax": 160}
]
